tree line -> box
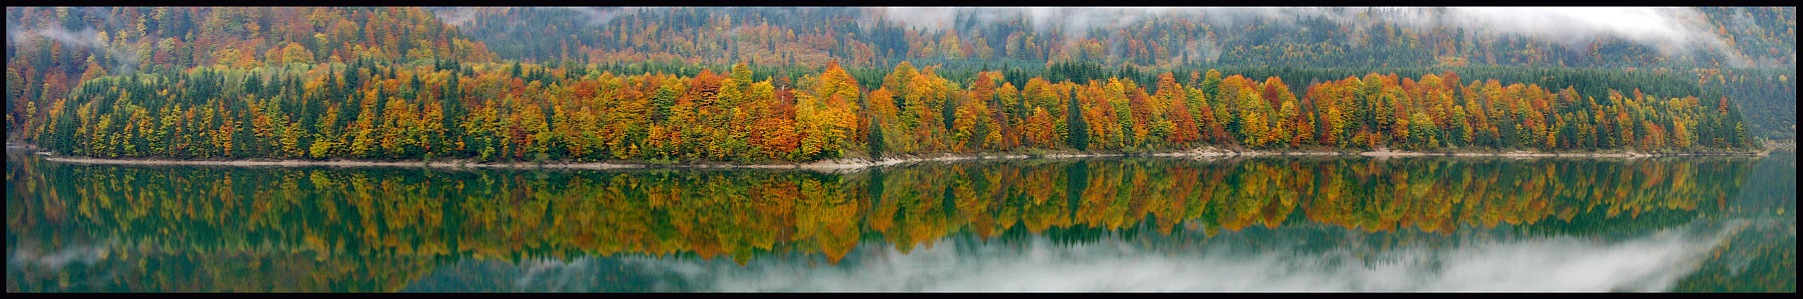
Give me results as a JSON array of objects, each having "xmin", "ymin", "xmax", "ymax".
[{"xmin": 23, "ymin": 58, "xmax": 1751, "ymax": 162}]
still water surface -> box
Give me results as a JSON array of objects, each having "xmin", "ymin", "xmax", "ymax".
[{"xmin": 7, "ymin": 151, "xmax": 1794, "ymax": 292}]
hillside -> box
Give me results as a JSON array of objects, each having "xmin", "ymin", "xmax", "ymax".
[
  {"xmin": 433, "ymin": 7, "xmax": 1797, "ymax": 139},
  {"xmin": 6, "ymin": 7, "xmax": 497, "ymax": 139},
  {"xmin": 3, "ymin": 7, "xmax": 1786, "ymax": 162}
]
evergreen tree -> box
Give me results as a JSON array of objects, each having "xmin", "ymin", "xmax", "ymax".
[{"xmin": 1067, "ymin": 95, "xmax": 1089, "ymax": 151}]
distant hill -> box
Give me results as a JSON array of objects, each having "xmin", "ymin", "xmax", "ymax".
[
  {"xmin": 431, "ymin": 7, "xmax": 1794, "ymax": 139},
  {"xmin": 430, "ymin": 7, "xmax": 1792, "ymax": 70},
  {"xmin": 6, "ymin": 7, "xmax": 496, "ymax": 138}
]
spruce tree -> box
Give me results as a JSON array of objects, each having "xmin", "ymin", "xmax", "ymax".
[{"xmin": 1068, "ymin": 96, "xmax": 1089, "ymax": 151}]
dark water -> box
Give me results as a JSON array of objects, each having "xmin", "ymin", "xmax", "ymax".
[{"xmin": 6, "ymin": 151, "xmax": 1795, "ymax": 292}]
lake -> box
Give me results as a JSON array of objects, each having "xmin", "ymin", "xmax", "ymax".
[{"xmin": 6, "ymin": 151, "xmax": 1795, "ymax": 292}]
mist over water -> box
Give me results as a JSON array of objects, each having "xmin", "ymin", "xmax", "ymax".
[
  {"xmin": 8, "ymin": 243, "xmax": 107, "ymax": 270},
  {"xmin": 460, "ymin": 221, "xmax": 1739, "ymax": 292}
]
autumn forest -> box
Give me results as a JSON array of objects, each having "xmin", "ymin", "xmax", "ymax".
[{"xmin": 4, "ymin": 7, "xmax": 1790, "ymax": 163}]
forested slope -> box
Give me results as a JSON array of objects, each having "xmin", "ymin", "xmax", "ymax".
[{"xmin": 4, "ymin": 7, "xmax": 1782, "ymax": 162}]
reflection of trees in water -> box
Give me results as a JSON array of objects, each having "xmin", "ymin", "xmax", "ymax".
[
  {"xmin": 395, "ymin": 220, "xmax": 1759, "ymax": 292},
  {"xmin": 397, "ymin": 257, "xmax": 695, "ymax": 292},
  {"xmin": 6, "ymin": 241, "xmax": 438, "ymax": 292},
  {"xmin": 1673, "ymin": 219, "xmax": 1796, "ymax": 292},
  {"xmin": 1670, "ymin": 153, "xmax": 1797, "ymax": 293},
  {"xmin": 1729, "ymin": 153, "xmax": 1796, "ymax": 219},
  {"xmin": 5, "ymin": 155, "xmax": 1760, "ymax": 291}
]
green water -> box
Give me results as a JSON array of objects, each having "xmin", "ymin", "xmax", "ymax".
[{"xmin": 6, "ymin": 151, "xmax": 1794, "ymax": 292}]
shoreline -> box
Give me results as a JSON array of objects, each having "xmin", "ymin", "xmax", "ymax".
[{"xmin": 29, "ymin": 146, "xmax": 1769, "ymax": 171}]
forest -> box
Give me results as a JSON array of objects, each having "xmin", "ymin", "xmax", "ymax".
[
  {"xmin": 21, "ymin": 59, "xmax": 1755, "ymax": 163},
  {"xmin": 3, "ymin": 7, "xmax": 1790, "ymax": 162}
]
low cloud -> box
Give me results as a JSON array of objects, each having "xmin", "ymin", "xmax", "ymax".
[
  {"xmin": 1435, "ymin": 8, "xmax": 1739, "ymax": 64},
  {"xmin": 561, "ymin": 7, "xmax": 639, "ymax": 27},
  {"xmin": 430, "ymin": 7, "xmax": 481, "ymax": 28},
  {"xmin": 8, "ymin": 25, "xmax": 143, "ymax": 74},
  {"xmin": 873, "ymin": 7, "xmax": 1747, "ymax": 66}
]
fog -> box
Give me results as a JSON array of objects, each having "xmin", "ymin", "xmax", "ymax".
[
  {"xmin": 1434, "ymin": 8, "xmax": 1734, "ymax": 63},
  {"xmin": 426, "ymin": 7, "xmax": 1748, "ymax": 66},
  {"xmin": 465, "ymin": 222, "xmax": 1740, "ymax": 292},
  {"xmin": 561, "ymin": 7, "xmax": 635, "ymax": 27},
  {"xmin": 8, "ymin": 25, "xmax": 143, "ymax": 74},
  {"xmin": 8, "ymin": 243, "xmax": 107, "ymax": 270},
  {"xmin": 875, "ymin": 7, "xmax": 1741, "ymax": 66}
]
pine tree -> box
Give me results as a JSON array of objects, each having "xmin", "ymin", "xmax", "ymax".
[
  {"xmin": 867, "ymin": 122, "xmax": 886, "ymax": 159},
  {"xmin": 1067, "ymin": 95, "xmax": 1088, "ymax": 151}
]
